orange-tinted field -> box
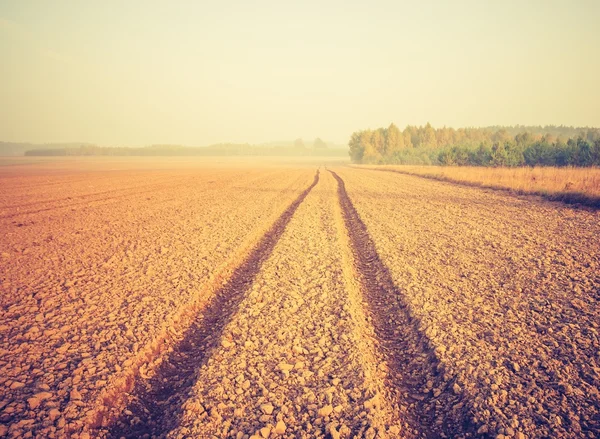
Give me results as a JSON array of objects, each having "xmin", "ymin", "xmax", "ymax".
[
  {"xmin": 0, "ymin": 159, "xmax": 598, "ymax": 439},
  {"xmin": 357, "ymin": 164, "xmax": 600, "ymax": 207}
]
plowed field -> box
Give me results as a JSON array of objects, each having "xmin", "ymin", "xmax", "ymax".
[{"xmin": 1, "ymin": 160, "xmax": 598, "ymax": 439}]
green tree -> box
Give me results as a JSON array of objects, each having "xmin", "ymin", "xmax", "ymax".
[
  {"xmin": 438, "ymin": 149, "xmax": 455, "ymax": 165},
  {"xmin": 348, "ymin": 124, "xmax": 600, "ymax": 166},
  {"xmin": 576, "ymin": 138, "xmax": 592, "ymax": 166},
  {"xmin": 471, "ymin": 143, "xmax": 492, "ymax": 166},
  {"xmin": 490, "ymin": 142, "xmax": 508, "ymax": 166},
  {"xmin": 592, "ymin": 139, "xmax": 600, "ymax": 165}
]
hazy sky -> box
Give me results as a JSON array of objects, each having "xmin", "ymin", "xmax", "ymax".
[{"xmin": 1, "ymin": 0, "xmax": 599, "ymax": 146}]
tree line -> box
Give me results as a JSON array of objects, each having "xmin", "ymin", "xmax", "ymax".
[
  {"xmin": 24, "ymin": 141, "xmax": 343, "ymax": 157},
  {"xmin": 349, "ymin": 124, "xmax": 600, "ymax": 167}
]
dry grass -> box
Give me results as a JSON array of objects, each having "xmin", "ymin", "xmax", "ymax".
[{"xmin": 357, "ymin": 165, "xmax": 600, "ymax": 208}]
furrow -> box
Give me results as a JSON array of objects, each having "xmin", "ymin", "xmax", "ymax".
[
  {"xmin": 329, "ymin": 170, "xmax": 476, "ymax": 438},
  {"xmin": 101, "ymin": 170, "xmax": 320, "ymax": 438},
  {"xmin": 166, "ymin": 170, "xmax": 403, "ymax": 439},
  {"xmin": 333, "ymin": 167, "xmax": 600, "ymax": 439}
]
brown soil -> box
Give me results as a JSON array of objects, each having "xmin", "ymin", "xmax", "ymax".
[
  {"xmin": 0, "ymin": 163, "xmax": 313, "ymax": 438},
  {"xmin": 106, "ymin": 171, "xmax": 320, "ymax": 438},
  {"xmin": 336, "ymin": 167, "xmax": 600, "ymax": 439},
  {"xmin": 1, "ymin": 160, "xmax": 598, "ymax": 439},
  {"xmin": 330, "ymin": 170, "xmax": 474, "ymax": 438}
]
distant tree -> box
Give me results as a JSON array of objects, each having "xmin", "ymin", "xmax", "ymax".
[
  {"xmin": 294, "ymin": 138, "xmax": 305, "ymax": 149},
  {"xmin": 592, "ymin": 139, "xmax": 600, "ymax": 165},
  {"xmin": 436, "ymin": 126, "xmax": 454, "ymax": 147},
  {"xmin": 403, "ymin": 130, "xmax": 414, "ymax": 148},
  {"xmin": 576, "ymin": 138, "xmax": 593, "ymax": 166},
  {"xmin": 385, "ymin": 123, "xmax": 404, "ymax": 155},
  {"xmin": 524, "ymin": 141, "xmax": 554, "ymax": 166},
  {"xmin": 515, "ymin": 132, "xmax": 535, "ymax": 147},
  {"xmin": 371, "ymin": 129, "xmax": 386, "ymax": 155},
  {"xmin": 492, "ymin": 129, "xmax": 512, "ymax": 144},
  {"xmin": 348, "ymin": 132, "xmax": 365, "ymax": 163},
  {"xmin": 542, "ymin": 133, "xmax": 557, "ymax": 145},
  {"xmin": 505, "ymin": 142, "xmax": 525, "ymax": 166},
  {"xmin": 586, "ymin": 129, "xmax": 600, "ymax": 143},
  {"xmin": 313, "ymin": 138, "xmax": 327, "ymax": 149},
  {"xmin": 361, "ymin": 130, "xmax": 382, "ymax": 163},
  {"xmin": 422, "ymin": 122, "xmax": 437, "ymax": 147},
  {"xmin": 490, "ymin": 142, "xmax": 509, "ymax": 166},
  {"xmin": 452, "ymin": 146, "xmax": 470, "ymax": 165},
  {"xmin": 404, "ymin": 125, "xmax": 420, "ymax": 148},
  {"xmin": 472, "ymin": 143, "xmax": 492, "ymax": 166},
  {"xmin": 438, "ymin": 149, "xmax": 455, "ymax": 165},
  {"xmin": 348, "ymin": 123, "xmax": 600, "ymax": 166}
]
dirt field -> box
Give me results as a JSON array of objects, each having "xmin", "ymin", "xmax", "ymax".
[
  {"xmin": 0, "ymin": 159, "xmax": 598, "ymax": 439},
  {"xmin": 357, "ymin": 165, "xmax": 600, "ymax": 208}
]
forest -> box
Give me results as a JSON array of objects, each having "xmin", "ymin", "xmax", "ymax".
[{"xmin": 348, "ymin": 124, "xmax": 600, "ymax": 167}]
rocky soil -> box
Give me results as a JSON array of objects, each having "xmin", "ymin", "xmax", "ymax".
[
  {"xmin": 163, "ymin": 171, "xmax": 402, "ymax": 439},
  {"xmin": 0, "ymin": 165, "xmax": 313, "ymax": 438},
  {"xmin": 1, "ymin": 160, "xmax": 598, "ymax": 439},
  {"xmin": 336, "ymin": 167, "xmax": 600, "ymax": 438}
]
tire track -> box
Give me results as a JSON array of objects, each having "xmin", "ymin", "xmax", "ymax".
[
  {"xmin": 167, "ymin": 170, "xmax": 402, "ymax": 439},
  {"xmin": 102, "ymin": 170, "xmax": 320, "ymax": 439},
  {"xmin": 329, "ymin": 170, "xmax": 477, "ymax": 438}
]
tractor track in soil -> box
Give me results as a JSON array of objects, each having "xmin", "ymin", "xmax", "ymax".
[
  {"xmin": 329, "ymin": 169, "xmax": 478, "ymax": 439},
  {"xmin": 103, "ymin": 170, "xmax": 320, "ymax": 439}
]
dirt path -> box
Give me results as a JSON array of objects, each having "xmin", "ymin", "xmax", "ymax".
[
  {"xmin": 162, "ymin": 171, "xmax": 403, "ymax": 438},
  {"xmin": 330, "ymin": 170, "xmax": 472, "ymax": 438}
]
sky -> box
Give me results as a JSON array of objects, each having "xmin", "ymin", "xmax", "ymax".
[{"xmin": 1, "ymin": 0, "xmax": 599, "ymax": 146}]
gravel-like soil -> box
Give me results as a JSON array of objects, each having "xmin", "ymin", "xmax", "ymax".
[
  {"xmin": 1, "ymin": 161, "xmax": 598, "ymax": 439},
  {"xmin": 0, "ymin": 166, "xmax": 313, "ymax": 438},
  {"xmin": 336, "ymin": 167, "xmax": 600, "ymax": 439},
  {"xmin": 105, "ymin": 171, "xmax": 321, "ymax": 438},
  {"xmin": 331, "ymin": 169, "xmax": 473, "ymax": 439},
  {"xmin": 167, "ymin": 171, "xmax": 402, "ymax": 439}
]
